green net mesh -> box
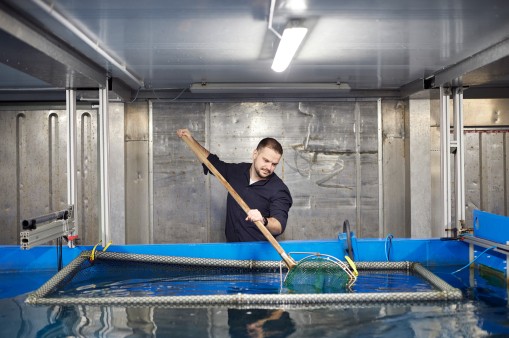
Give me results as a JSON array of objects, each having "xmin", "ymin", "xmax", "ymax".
[{"xmin": 283, "ymin": 254, "xmax": 357, "ymax": 293}]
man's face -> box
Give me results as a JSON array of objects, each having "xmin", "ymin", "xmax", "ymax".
[{"xmin": 252, "ymin": 147, "xmax": 282, "ymax": 179}]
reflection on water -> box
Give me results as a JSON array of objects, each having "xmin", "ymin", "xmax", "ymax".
[
  {"xmin": 1, "ymin": 297, "xmax": 503, "ymax": 338},
  {"xmin": 228, "ymin": 309, "xmax": 295, "ymax": 338},
  {"xmin": 52, "ymin": 270, "xmax": 432, "ymax": 299},
  {"xmin": 1, "ymin": 266, "xmax": 509, "ymax": 337}
]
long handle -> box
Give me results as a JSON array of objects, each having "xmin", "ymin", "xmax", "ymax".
[{"xmin": 181, "ymin": 134, "xmax": 296, "ymax": 269}]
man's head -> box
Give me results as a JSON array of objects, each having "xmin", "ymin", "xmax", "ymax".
[
  {"xmin": 256, "ymin": 138, "xmax": 283, "ymax": 156},
  {"xmin": 251, "ymin": 138, "xmax": 283, "ymax": 180}
]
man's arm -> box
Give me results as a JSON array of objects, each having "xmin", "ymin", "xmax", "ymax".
[{"xmin": 245, "ymin": 210, "xmax": 283, "ymax": 236}]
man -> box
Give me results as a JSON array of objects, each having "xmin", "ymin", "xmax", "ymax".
[{"xmin": 176, "ymin": 128, "xmax": 292, "ymax": 242}]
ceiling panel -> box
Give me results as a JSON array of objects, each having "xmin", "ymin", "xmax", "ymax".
[{"xmin": 1, "ymin": 0, "xmax": 509, "ymax": 99}]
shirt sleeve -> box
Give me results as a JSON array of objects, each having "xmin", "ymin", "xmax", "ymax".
[
  {"xmin": 269, "ymin": 187, "xmax": 293, "ymax": 232},
  {"xmin": 202, "ymin": 153, "xmax": 228, "ymax": 178}
]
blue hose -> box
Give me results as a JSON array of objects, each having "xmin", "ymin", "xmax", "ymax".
[
  {"xmin": 385, "ymin": 234, "xmax": 394, "ymax": 261},
  {"xmin": 451, "ymin": 245, "xmax": 497, "ymax": 274}
]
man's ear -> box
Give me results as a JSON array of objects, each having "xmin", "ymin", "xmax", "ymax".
[{"xmin": 252, "ymin": 149, "xmax": 258, "ymax": 161}]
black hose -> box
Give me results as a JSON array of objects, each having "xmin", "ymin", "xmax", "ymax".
[
  {"xmin": 57, "ymin": 237, "xmax": 63, "ymax": 271},
  {"xmin": 343, "ymin": 220, "xmax": 354, "ymax": 260}
]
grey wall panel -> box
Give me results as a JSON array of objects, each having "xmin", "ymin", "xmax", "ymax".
[
  {"xmin": 360, "ymin": 153, "xmax": 380, "ymax": 238},
  {"xmin": 76, "ymin": 109, "xmax": 99, "ymax": 244},
  {"xmin": 359, "ymin": 101, "xmax": 379, "ymax": 153},
  {"xmin": 152, "ymin": 102, "xmax": 209, "ymax": 243},
  {"xmin": 152, "ymin": 101, "xmax": 381, "ymax": 242},
  {"xmin": 0, "ymin": 111, "xmax": 17, "ymax": 243},
  {"xmin": 479, "ymin": 133, "xmax": 506, "ymax": 215},
  {"xmin": 125, "ymin": 140, "xmax": 150, "ymax": 243},
  {"xmin": 108, "ymin": 103, "xmax": 125, "ymax": 244},
  {"xmin": 359, "ymin": 102, "xmax": 380, "ymax": 237},
  {"xmin": 464, "ymin": 132, "xmax": 481, "ymax": 226},
  {"xmin": 0, "ymin": 106, "xmax": 100, "ymax": 245},
  {"xmin": 430, "ymin": 126, "xmax": 443, "ymax": 237},
  {"xmin": 381, "ymin": 100, "xmax": 407, "ymax": 237},
  {"xmin": 0, "ymin": 109, "xmax": 67, "ymax": 244},
  {"xmin": 407, "ymin": 96, "xmax": 432, "ymax": 238},
  {"xmin": 280, "ymin": 101, "xmax": 365, "ymax": 240},
  {"xmin": 461, "ymin": 131, "xmax": 508, "ymax": 227},
  {"xmin": 429, "ymin": 98, "xmax": 509, "ymax": 231},
  {"xmin": 125, "ymin": 102, "xmax": 150, "ymax": 244},
  {"xmin": 463, "ymin": 99, "xmax": 509, "ymax": 127},
  {"xmin": 209, "ymin": 102, "xmax": 301, "ymax": 241}
]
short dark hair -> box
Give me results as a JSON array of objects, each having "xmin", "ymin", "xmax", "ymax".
[{"xmin": 257, "ymin": 138, "xmax": 283, "ymax": 155}]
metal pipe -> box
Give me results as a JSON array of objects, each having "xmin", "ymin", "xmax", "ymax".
[
  {"xmin": 99, "ymin": 82, "xmax": 111, "ymax": 243},
  {"xmin": 453, "ymin": 87, "xmax": 465, "ymax": 232},
  {"xmin": 377, "ymin": 98, "xmax": 384, "ymax": 237},
  {"xmin": 66, "ymin": 90, "xmax": 77, "ymax": 223},
  {"xmin": 354, "ymin": 102, "xmax": 362, "ymax": 236},
  {"xmin": 439, "ymin": 87, "xmax": 451, "ymax": 237},
  {"xmin": 148, "ymin": 100, "xmax": 154, "ymax": 244},
  {"xmin": 458, "ymin": 90, "xmax": 466, "ymax": 223},
  {"xmin": 268, "ymin": 0, "xmax": 282, "ymax": 39}
]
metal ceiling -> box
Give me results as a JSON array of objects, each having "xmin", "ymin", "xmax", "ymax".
[{"xmin": 1, "ymin": 0, "xmax": 509, "ymax": 101}]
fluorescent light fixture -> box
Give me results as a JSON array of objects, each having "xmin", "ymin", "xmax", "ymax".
[
  {"xmin": 271, "ymin": 26, "xmax": 308, "ymax": 73},
  {"xmin": 286, "ymin": 0, "xmax": 307, "ymax": 11},
  {"xmin": 190, "ymin": 82, "xmax": 350, "ymax": 93}
]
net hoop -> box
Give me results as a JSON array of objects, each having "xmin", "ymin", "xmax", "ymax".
[{"xmin": 280, "ymin": 252, "xmax": 358, "ymax": 290}]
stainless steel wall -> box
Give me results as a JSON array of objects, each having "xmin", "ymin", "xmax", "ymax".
[
  {"xmin": 152, "ymin": 101, "xmax": 382, "ymax": 243},
  {"xmin": 2, "ymin": 97, "xmax": 509, "ymax": 246},
  {"xmin": 0, "ymin": 104, "xmax": 98, "ymax": 245},
  {"xmin": 125, "ymin": 102, "xmax": 150, "ymax": 244},
  {"xmin": 0, "ymin": 102, "xmax": 125, "ymax": 246},
  {"xmin": 430, "ymin": 98, "xmax": 509, "ymax": 231},
  {"xmin": 382, "ymin": 100, "xmax": 408, "ymax": 237}
]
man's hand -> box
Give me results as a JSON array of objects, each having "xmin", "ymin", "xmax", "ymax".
[
  {"xmin": 176, "ymin": 128, "xmax": 210, "ymax": 162},
  {"xmin": 176, "ymin": 128, "xmax": 191, "ymax": 138},
  {"xmin": 245, "ymin": 209, "xmax": 264, "ymax": 224}
]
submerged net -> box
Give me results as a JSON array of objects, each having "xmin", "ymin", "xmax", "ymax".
[
  {"xmin": 284, "ymin": 253, "xmax": 357, "ymax": 293},
  {"xmin": 26, "ymin": 251, "xmax": 462, "ymax": 308}
]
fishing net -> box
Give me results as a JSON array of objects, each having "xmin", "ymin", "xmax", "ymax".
[
  {"xmin": 25, "ymin": 251, "xmax": 463, "ymax": 308},
  {"xmin": 283, "ymin": 253, "xmax": 358, "ymax": 293}
]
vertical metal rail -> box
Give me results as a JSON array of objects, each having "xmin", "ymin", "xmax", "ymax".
[
  {"xmin": 148, "ymin": 101, "xmax": 154, "ymax": 243},
  {"xmin": 458, "ymin": 91, "xmax": 466, "ymax": 225},
  {"xmin": 99, "ymin": 82, "xmax": 110, "ymax": 244},
  {"xmin": 377, "ymin": 99, "xmax": 384, "ymax": 237},
  {"xmin": 439, "ymin": 87, "xmax": 452, "ymax": 237},
  {"xmin": 205, "ymin": 104, "xmax": 211, "ymax": 242},
  {"xmin": 66, "ymin": 89, "xmax": 78, "ymax": 234},
  {"xmin": 452, "ymin": 87, "xmax": 466, "ymax": 233},
  {"xmin": 354, "ymin": 102, "xmax": 362, "ymax": 236}
]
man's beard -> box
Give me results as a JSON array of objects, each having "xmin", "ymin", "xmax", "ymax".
[{"xmin": 255, "ymin": 166, "xmax": 270, "ymax": 179}]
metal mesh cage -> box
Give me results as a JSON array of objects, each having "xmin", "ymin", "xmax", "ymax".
[{"xmin": 25, "ymin": 251, "xmax": 462, "ymax": 308}]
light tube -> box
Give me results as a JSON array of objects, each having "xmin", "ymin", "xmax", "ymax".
[{"xmin": 271, "ymin": 27, "xmax": 308, "ymax": 72}]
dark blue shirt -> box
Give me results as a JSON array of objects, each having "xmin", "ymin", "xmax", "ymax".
[{"xmin": 204, "ymin": 153, "xmax": 293, "ymax": 242}]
